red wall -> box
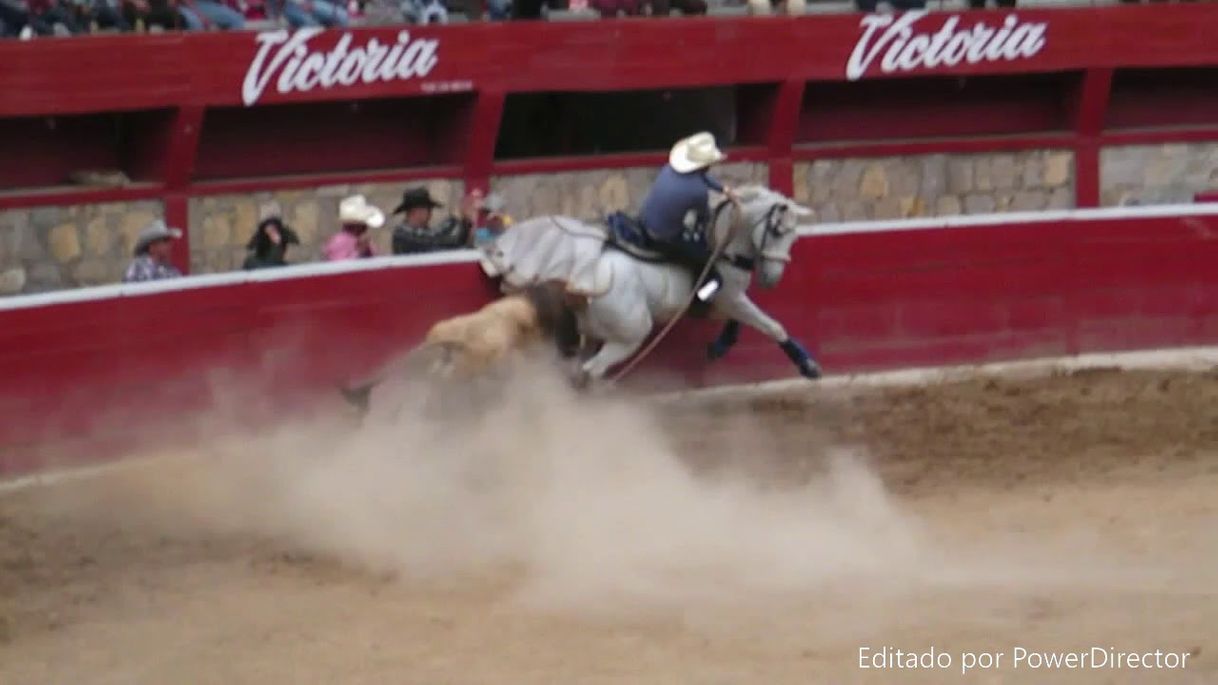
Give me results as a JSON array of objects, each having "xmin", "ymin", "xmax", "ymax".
[{"xmin": 3, "ymin": 208, "xmax": 1217, "ymax": 475}]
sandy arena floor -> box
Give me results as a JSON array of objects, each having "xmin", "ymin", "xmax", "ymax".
[{"xmin": 1, "ymin": 364, "xmax": 1216, "ymax": 684}]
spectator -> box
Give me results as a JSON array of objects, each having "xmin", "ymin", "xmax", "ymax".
[
  {"xmin": 242, "ymin": 215, "xmax": 300, "ymax": 270},
  {"xmin": 323, "ymin": 194, "xmax": 383, "ymax": 261},
  {"xmin": 589, "ymin": 0, "xmax": 642, "ymax": 17},
  {"xmin": 966, "ymin": 0, "xmax": 1013, "ymax": 7},
  {"xmin": 853, "ymin": 0, "xmax": 920, "ymax": 11},
  {"xmin": 178, "ymin": 0, "xmax": 245, "ymax": 29},
  {"xmin": 749, "ymin": 0, "xmax": 804, "ymax": 14},
  {"xmin": 648, "ymin": 0, "xmax": 704, "ymax": 16},
  {"xmin": 24, "ymin": 0, "xmax": 83, "ymax": 35},
  {"xmin": 390, "ymin": 187, "xmax": 473, "ymax": 255},
  {"xmin": 268, "ymin": 0, "xmax": 347, "ymax": 28},
  {"xmin": 122, "ymin": 0, "xmax": 184, "ymax": 30},
  {"xmin": 402, "ymin": 0, "xmax": 445, "ymax": 23},
  {"xmin": 0, "ymin": 0, "xmax": 32, "ymax": 36},
  {"xmin": 471, "ymin": 191, "xmax": 513, "ymax": 248},
  {"xmin": 123, "ymin": 220, "xmax": 183, "ymax": 283}
]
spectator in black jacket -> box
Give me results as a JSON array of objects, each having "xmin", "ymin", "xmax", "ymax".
[
  {"xmin": 242, "ymin": 216, "xmax": 300, "ymax": 270},
  {"xmin": 390, "ymin": 187, "xmax": 473, "ymax": 255}
]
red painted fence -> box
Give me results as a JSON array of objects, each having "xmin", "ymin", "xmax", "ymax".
[{"xmin": 3, "ymin": 206, "xmax": 1217, "ymax": 475}]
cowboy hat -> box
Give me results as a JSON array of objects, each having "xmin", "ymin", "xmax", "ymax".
[
  {"xmin": 669, "ymin": 131, "xmax": 726, "ymax": 174},
  {"xmin": 339, "ymin": 195, "xmax": 385, "ymax": 229},
  {"xmin": 132, "ymin": 219, "xmax": 183, "ymax": 256},
  {"xmin": 393, "ymin": 187, "xmax": 444, "ymax": 215}
]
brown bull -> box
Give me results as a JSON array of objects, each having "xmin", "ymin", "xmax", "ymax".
[{"xmin": 340, "ymin": 283, "xmax": 581, "ymax": 416}]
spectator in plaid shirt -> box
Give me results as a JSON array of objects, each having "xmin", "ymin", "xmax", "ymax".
[{"xmin": 123, "ymin": 220, "xmax": 183, "ymax": 283}]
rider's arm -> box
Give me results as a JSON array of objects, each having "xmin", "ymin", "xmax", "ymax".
[{"xmin": 700, "ymin": 172, "xmax": 725, "ymax": 194}]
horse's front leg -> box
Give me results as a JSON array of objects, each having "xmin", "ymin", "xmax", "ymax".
[
  {"xmin": 718, "ymin": 293, "xmax": 822, "ymax": 380},
  {"xmin": 707, "ymin": 319, "xmax": 740, "ymax": 361}
]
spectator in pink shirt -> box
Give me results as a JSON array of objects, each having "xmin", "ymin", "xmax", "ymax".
[{"xmin": 323, "ymin": 195, "xmax": 385, "ymax": 262}]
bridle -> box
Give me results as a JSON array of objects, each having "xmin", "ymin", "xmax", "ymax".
[{"xmin": 709, "ymin": 198, "xmax": 790, "ymax": 272}]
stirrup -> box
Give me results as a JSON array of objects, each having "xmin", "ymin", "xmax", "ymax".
[{"xmin": 695, "ymin": 278, "xmax": 720, "ymax": 302}]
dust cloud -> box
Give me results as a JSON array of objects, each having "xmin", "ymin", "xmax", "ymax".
[{"xmin": 126, "ymin": 357, "xmax": 937, "ymax": 616}]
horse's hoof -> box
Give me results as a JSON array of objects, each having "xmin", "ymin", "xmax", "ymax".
[
  {"xmin": 707, "ymin": 341, "xmax": 731, "ymax": 361},
  {"xmin": 800, "ymin": 360, "xmax": 823, "ymax": 380},
  {"xmin": 570, "ymin": 369, "xmax": 592, "ymax": 392}
]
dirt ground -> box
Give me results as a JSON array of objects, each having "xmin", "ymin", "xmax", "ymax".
[{"xmin": 1, "ymin": 366, "xmax": 1216, "ymax": 684}]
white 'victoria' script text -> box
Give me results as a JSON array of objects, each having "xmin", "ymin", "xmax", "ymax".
[
  {"xmin": 846, "ymin": 12, "xmax": 1047, "ymax": 81},
  {"xmin": 242, "ymin": 29, "xmax": 439, "ymax": 106}
]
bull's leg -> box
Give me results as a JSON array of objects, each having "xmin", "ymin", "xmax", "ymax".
[
  {"xmin": 707, "ymin": 319, "xmax": 740, "ymax": 361},
  {"xmin": 718, "ymin": 292, "xmax": 822, "ymax": 380}
]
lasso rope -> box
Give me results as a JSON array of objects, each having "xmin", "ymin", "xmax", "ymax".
[{"xmin": 607, "ymin": 199, "xmax": 743, "ymax": 384}]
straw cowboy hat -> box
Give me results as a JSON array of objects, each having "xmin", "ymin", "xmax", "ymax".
[
  {"xmin": 132, "ymin": 219, "xmax": 183, "ymax": 256},
  {"xmin": 669, "ymin": 132, "xmax": 725, "ymax": 174},
  {"xmin": 339, "ymin": 194, "xmax": 385, "ymax": 228}
]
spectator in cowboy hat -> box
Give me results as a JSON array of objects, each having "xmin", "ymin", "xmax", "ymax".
[
  {"xmin": 323, "ymin": 194, "xmax": 384, "ymax": 262},
  {"xmin": 390, "ymin": 187, "xmax": 474, "ymax": 255},
  {"xmin": 123, "ymin": 219, "xmax": 183, "ymax": 283}
]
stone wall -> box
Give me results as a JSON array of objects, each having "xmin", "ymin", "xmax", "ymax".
[
  {"xmin": 187, "ymin": 179, "xmax": 464, "ymax": 274},
  {"xmin": 793, "ymin": 151, "xmax": 1075, "ymax": 222},
  {"xmin": 0, "ymin": 201, "xmax": 164, "ymax": 295},
  {"xmin": 1100, "ymin": 143, "xmax": 1218, "ymax": 207},
  {"xmin": 489, "ymin": 162, "xmax": 769, "ymax": 223}
]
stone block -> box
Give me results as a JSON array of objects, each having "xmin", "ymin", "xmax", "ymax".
[
  {"xmin": 859, "ymin": 164, "xmax": 889, "ymax": 200},
  {"xmin": 48, "ymin": 223, "xmax": 82, "ymax": 263},
  {"xmin": 974, "ymin": 158, "xmax": 994, "ymax": 192},
  {"xmin": 0, "ymin": 268, "xmax": 26, "ymax": 295},
  {"xmin": 234, "ymin": 200, "xmax": 258, "ymax": 239},
  {"xmin": 289, "ymin": 201, "xmax": 321, "ymax": 246},
  {"xmin": 30, "ymin": 207, "xmax": 62, "ymax": 229},
  {"xmin": 1022, "ymin": 155, "xmax": 1045, "ymax": 189},
  {"xmin": 792, "ymin": 163, "xmax": 810, "ymax": 204},
  {"xmin": 597, "ymin": 174, "xmax": 629, "ymax": 212},
  {"xmin": 71, "ymin": 259, "xmax": 114, "ymax": 286},
  {"xmin": 991, "ymin": 155, "xmax": 1018, "ymax": 191},
  {"xmin": 1048, "ymin": 186, "xmax": 1074, "ymax": 209},
  {"xmin": 816, "ymin": 204, "xmax": 842, "ymax": 223},
  {"xmin": 887, "ymin": 160, "xmax": 920, "ymax": 197},
  {"xmin": 1010, "ymin": 190, "xmax": 1048, "ymax": 211},
  {"xmin": 920, "ymin": 155, "xmax": 948, "ymax": 198},
  {"xmin": 1044, "ymin": 152, "xmax": 1072, "ymax": 187},
  {"xmin": 947, "ymin": 158, "xmax": 973, "ymax": 195},
  {"xmin": 935, "ymin": 195, "xmax": 963, "ymax": 216},
  {"xmin": 872, "ymin": 197, "xmax": 903, "ymax": 220},
  {"xmin": 201, "ymin": 215, "xmax": 233, "ymax": 250},
  {"xmin": 25, "ymin": 263, "xmax": 62, "ymax": 291},
  {"xmin": 840, "ymin": 200, "xmax": 868, "ymax": 221},
  {"xmin": 833, "ymin": 160, "xmax": 865, "ymax": 198},
  {"xmin": 84, "ymin": 216, "xmax": 117, "ymax": 257},
  {"xmin": 963, "ymin": 194, "xmax": 996, "ymax": 215}
]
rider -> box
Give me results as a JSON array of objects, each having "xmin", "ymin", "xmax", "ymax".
[{"xmin": 638, "ymin": 131, "xmax": 735, "ymax": 313}]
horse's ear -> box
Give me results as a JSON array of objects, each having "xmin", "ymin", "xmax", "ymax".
[{"xmin": 790, "ymin": 203, "xmax": 815, "ymax": 222}]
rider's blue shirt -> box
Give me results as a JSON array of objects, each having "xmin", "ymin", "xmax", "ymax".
[{"xmin": 638, "ymin": 164, "xmax": 724, "ymax": 242}]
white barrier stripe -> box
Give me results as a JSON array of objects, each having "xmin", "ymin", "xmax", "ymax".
[
  {"xmin": 4, "ymin": 345, "xmax": 1217, "ymax": 496},
  {"xmin": 3, "ymin": 202, "xmax": 1217, "ymax": 314}
]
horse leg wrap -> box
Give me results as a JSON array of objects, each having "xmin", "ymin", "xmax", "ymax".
[
  {"xmin": 780, "ymin": 338, "xmax": 823, "ymax": 380},
  {"xmin": 707, "ymin": 319, "xmax": 740, "ymax": 361}
]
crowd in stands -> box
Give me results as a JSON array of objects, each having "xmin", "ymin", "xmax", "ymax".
[
  {"xmin": 2, "ymin": 0, "xmax": 1041, "ymax": 38},
  {"xmin": 122, "ymin": 186, "xmax": 512, "ymax": 284}
]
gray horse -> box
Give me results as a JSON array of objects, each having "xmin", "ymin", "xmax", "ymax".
[{"xmin": 480, "ymin": 184, "xmax": 822, "ymax": 385}]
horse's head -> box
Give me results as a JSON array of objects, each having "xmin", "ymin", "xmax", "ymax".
[{"xmin": 728, "ymin": 184, "xmax": 813, "ymax": 288}]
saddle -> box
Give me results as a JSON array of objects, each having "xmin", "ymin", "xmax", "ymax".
[{"xmin": 603, "ymin": 212, "xmax": 667, "ymax": 263}]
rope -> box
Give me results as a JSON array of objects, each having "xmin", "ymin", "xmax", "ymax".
[{"xmin": 607, "ymin": 200, "xmax": 743, "ymax": 384}]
